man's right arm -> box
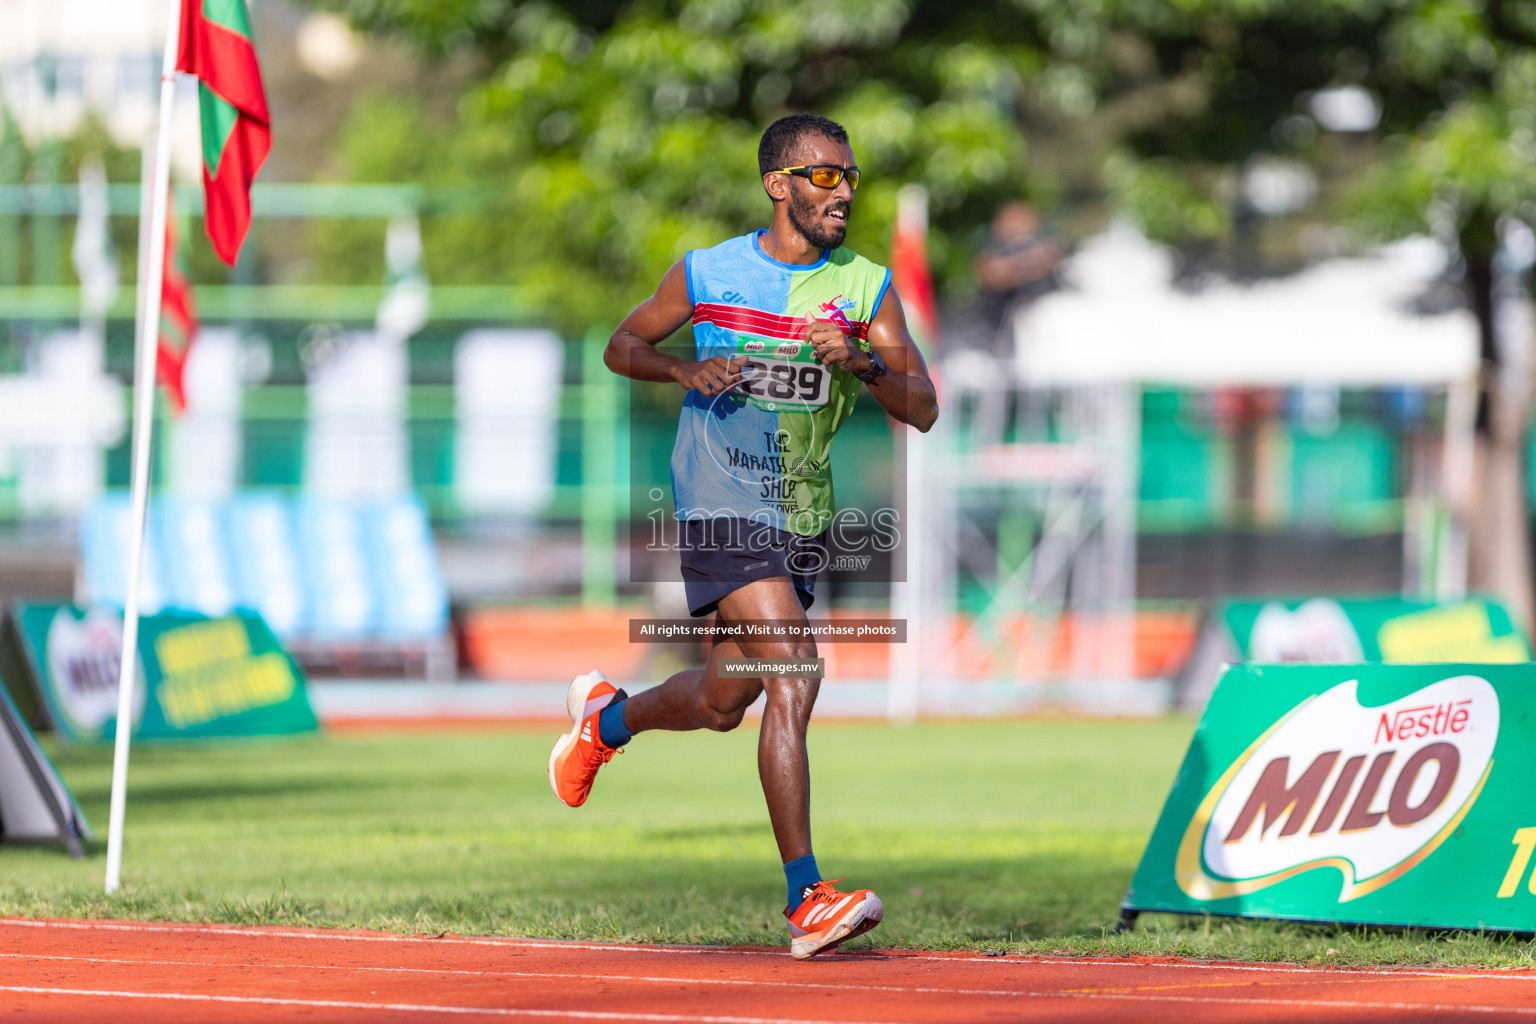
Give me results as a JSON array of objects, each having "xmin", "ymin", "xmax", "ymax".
[{"xmin": 604, "ymin": 260, "xmax": 745, "ymax": 397}]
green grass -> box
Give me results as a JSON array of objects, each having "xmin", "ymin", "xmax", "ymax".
[{"xmin": 5, "ymin": 718, "xmax": 1536, "ymax": 967}]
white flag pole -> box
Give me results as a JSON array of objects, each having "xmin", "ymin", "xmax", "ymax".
[
  {"xmin": 888, "ymin": 184, "xmax": 930, "ymax": 725},
  {"xmin": 106, "ymin": 0, "xmax": 184, "ymax": 896}
]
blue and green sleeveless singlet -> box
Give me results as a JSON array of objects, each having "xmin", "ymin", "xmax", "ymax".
[{"xmin": 673, "ymin": 230, "xmax": 893, "ymax": 537}]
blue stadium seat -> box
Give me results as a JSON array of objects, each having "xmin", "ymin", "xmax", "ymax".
[
  {"xmin": 79, "ymin": 493, "xmax": 168, "ymax": 615},
  {"xmin": 156, "ymin": 498, "xmax": 237, "ymax": 617},
  {"xmin": 293, "ymin": 497, "xmax": 378, "ymax": 639},
  {"xmin": 81, "ymin": 492, "xmax": 450, "ymax": 648},
  {"xmin": 360, "ymin": 496, "xmax": 449, "ymax": 640},
  {"xmin": 226, "ymin": 493, "xmax": 308, "ymax": 638}
]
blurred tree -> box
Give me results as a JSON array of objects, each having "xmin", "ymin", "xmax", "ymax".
[
  {"xmin": 1019, "ymin": 0, "xmax": 1536, "ymax": 625},
  {"xmin": 297, "ymin": 0, "xmax": 1049, "ymax": 332},
  {"xmin": 1348, "ymin": 62, "xmax": 1536, "ymax": 625}
]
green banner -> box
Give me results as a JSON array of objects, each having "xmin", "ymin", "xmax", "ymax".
[
  {"xmin": 11, "ymin": 604, "xmax": 317, "ymax": 744},
  {"xmin": 1126, "ymin": 663, "xmax": 1536, "ymax": 932},
  {"xmin": 1225, "ymin": 596, "xmax": 1528, "ymax": 663}
]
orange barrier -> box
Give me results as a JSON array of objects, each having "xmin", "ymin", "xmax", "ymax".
[
  {"xmin": 460, "ymin": 606, "xmax": 648, "ymax": 681},
  {"xmin": 824, "ymin": 608, "xmax": 1198, "ymax": 680},
  {"xmin": 461, "ymin": 605, "xmax": 1199, "ymax": 683}
]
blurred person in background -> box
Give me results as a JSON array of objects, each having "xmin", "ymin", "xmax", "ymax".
[
  {"xmin": 964, "ymin": 200, "xmax": 1063, "ymax": 358},
  {"xmin": 548, "ymin": 113, "xmax": 937, "ymax": 960}
]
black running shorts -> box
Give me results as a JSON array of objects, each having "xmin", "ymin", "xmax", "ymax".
[{"xmin": 678, "ymin": 518, "xmax": 827, "ymax": 618}]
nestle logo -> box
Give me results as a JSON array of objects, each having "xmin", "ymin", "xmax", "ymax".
[{"xmin": 1375, "ymin": 701, "xmax": 1471, "ymax": 743}]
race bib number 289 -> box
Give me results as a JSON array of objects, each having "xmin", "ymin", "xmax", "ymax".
[{"xmin": 734, "ymin": 335, "xmax": 831, "ymax": 411}]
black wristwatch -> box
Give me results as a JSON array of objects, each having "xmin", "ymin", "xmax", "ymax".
[{"xmin": 854, "ymin": 349, "xmax": 887, "ymax": 384}]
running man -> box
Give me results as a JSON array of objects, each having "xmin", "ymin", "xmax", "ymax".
[{"xmin": 549, "ymin": 113, "xmax": 938, "ymax": 959}]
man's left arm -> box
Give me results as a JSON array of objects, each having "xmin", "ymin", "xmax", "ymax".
[{"xmin": 803, "ymin": 289, "xmax": 938, "ymax": 432}]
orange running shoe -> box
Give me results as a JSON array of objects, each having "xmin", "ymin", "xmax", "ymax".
[
  {"xmin": 548, "ymin": 671, "xmax": 626, "ymax": 807},
  {"xmin": 785, "ymin": 879, "xmax": 883, "ymax": 959}
]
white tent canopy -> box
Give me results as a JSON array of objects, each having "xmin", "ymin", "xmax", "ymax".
[
  {"xmin": 908, "ymin": 225, "xmax": 1478, "ymax": 717},
  {"xmin": 1011, "ymin": 225, "xmax": 1479, "ymax": 388}
]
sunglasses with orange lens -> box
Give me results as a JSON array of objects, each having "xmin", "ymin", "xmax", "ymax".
[{"xmin": 774, "ymin": 164, "xmax": 861, "ymax": 190}]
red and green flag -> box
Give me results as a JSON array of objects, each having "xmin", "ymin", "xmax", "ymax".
[
  {"xmin": 176, "ymin": 0, "xmax": 269, "ymax": 266},
  {"xmin": 891, "ymin": 184, "xmax": 940, "ymax": 358},
  {"xmin": 158, "ymin": 187, "xmax": 199, "ymax": 414}
]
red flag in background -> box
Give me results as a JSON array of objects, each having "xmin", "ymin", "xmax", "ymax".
[
  {"xmin": 176, "ymin": 0, "xmax": 270, "ymax": 266},
  {"xmin": 157, "ymin": 188, "xmax": 198, "ymax": 413},
  {"xmin": 891, "ymin": 184, "xmax": 940, "ymax": 358}
]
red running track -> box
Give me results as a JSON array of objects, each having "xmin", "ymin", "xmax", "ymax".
[{"xmin": 2, "ymin": 918, "xmax": 1535, "ymax": 1022}]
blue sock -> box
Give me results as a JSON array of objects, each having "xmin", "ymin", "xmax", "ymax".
[
  {"xmin": 784, "ymin": 853, "xmax": 820, "ymax": 910},
  {"xmin": 598, "ymin": 697, "xmax": 632, "ymax": 749}
]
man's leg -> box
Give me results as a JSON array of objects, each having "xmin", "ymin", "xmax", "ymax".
[
  {"xmin": 719, "ymin": 580, "xmax": 818, "ymax": 864},
  {"xmin": 620, "ymin": 579, "xmax": 816, "ymax": 852}
]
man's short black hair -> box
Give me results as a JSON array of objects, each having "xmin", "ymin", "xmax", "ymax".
[{"xmin": 758, "ymin": 114, "xmax": 849, "ymax": 177}]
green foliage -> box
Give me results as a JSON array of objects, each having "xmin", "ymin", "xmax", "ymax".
[
  {"xmin": 1106, "ymin": 153, "xmax": 1231, "ymax": 243},
  {"xmin": 998, "ymin": 0, "xmax": 1536, "ymax": 260},
  {"xmin": 1350, "ymin": 56, "xmax": 1536, "ymax": 245},
  {"xmin": 303, "ymin": 0, "xmax": 1036, "ymax": 331}
]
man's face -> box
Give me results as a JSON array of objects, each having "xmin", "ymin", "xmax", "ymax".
[{"xmin": 783, "ymin": 134, "xmax": 856, "ymax": 250}]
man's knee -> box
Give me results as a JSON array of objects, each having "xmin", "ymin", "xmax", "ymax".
[
  {"xmin": 762, "ymin": 640, "xmax": 818, "ymax": 694},
  {"xmin": 762, "ymin": 667, "xmax": 819, "ymax": 723},
  {"xmin": 705, "ymin": 704, "xmax": 749, "ymax": 732},
  {"xmin": 694, "ymin": 686, "xmax": 754, "ymax": 732}
]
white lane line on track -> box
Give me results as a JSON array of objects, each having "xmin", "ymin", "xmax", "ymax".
[
  {"xmin": 0, "ymin": 951, "xmax": 1185, "ymax": 999},
  {"xmin": 3, "ymin": 982, "xmax": 1535, "ymax": 1020},
  {"xmin": 3, "ymin": 918, "xmax": 1533, "ymax": 981},
  {"xmin": 2, "ymin": 950, "xmax": 1527, "ymax": 1000}
]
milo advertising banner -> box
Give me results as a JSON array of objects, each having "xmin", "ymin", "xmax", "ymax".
[
  {"xmin": 1178, "ymin": 596, "xmax": 1529, "ymax": 710},
  {"xmin": 8, "ymin": 604, "xmax": 317, "ymax": 743},
  {"xmin": 1125, "ymin": 663, "xmax": 1536, "ymax": 932},
  {"xmin": 1230, "ymin": 597, "xmax": 1529, "ymax": 664}
]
